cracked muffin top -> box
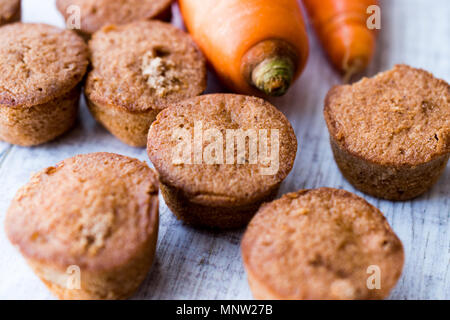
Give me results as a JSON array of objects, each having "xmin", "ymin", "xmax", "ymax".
[
  {"xmin": 242, "ymin": 188, "xmax": 404, "ymax": 300},
  {"xmin": 324, "ymin": 64, "xmax": 450, "ymax": 166},
  {"xmin": 0, "ymin": 0, "xmax": 20, "ymax": 24},
  {"xmin": 147, "ymin": 94, "xmax": 297, "ymax": 207},
  {"xmin": 0, "ymin": 23, "xmax": 88, "ymax": 108},
  {"xmin": 85, "ymin": 21, "xmax": 206, "ymax": 113},
  {"xmin": 56, "ymin": 0, "xmax": 173, "ymax": 35},
  {"xmin": 5, "ymin": 153, "xmax": 159, "ymax": 271}
]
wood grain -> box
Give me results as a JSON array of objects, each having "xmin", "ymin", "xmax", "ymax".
[{"xmin": 0, "ymin": 0, "xmax": 448, "ymax": 300}]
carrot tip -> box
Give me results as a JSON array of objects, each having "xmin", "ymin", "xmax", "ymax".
[
  {"xmin": 251, "ymin": 57, "xmax": 295, "ymax": 96},
  {"xmin": 342, "ymin": 58, "xmax": 365, "ymax": 84}
]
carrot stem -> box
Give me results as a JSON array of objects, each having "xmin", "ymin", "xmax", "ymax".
[{"xmin": 251, "ymin": 56, "xmax": 295, "ymax": 96}]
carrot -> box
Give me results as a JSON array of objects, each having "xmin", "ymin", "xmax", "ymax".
[
  {"xmin": 302, "ymin": 0, "xmax": 379, "ymax": 80},
  {"xmin": 178, "ymin": 0, "xmax": 309, "ymax": 97}
]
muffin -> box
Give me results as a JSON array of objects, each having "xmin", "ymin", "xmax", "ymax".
[
  {"xmin": 0, "ymin": 0, "xmax": 20, "ymax": 26},
  {"xmin": 242, "ymin": 188, "xmax": 404, "ymax": 300},
  {"xmin": 85, "ymin": 21, "xmax": 207, "ymax": 147},
  {"xmin": 324, "ymin": 65, "xmax": 450, "ymax": 200},
  {"xmin": 5, "ymin": 153, "xmax": 159, "ymax": 300},
  {"xmin": 56, "ymin": 0, "xmax": 173, "ymax": 38},
  {"xmin": 0, "ymin": 23, "xmax": 88, "ymax": 146},
  {"xmin": 147, "ymin": 94, "xmax": 297, "ymax": 229}
]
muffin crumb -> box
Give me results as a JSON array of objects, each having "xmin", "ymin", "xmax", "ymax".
[{"xmin": 142, "ymin": 52, "xmax": 181, "ymax": 97}]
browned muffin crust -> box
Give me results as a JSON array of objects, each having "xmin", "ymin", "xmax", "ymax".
[
  {"xmin": 85, "ymin": 21, "xmax": 207, "ymax": 147},
  {"xmin": 147, "ymin": 94, "xmax": 298, "ymax": 228},
  {"xmin": 0, "ymin": 23, "xmax": 88, "ymax": 108},
  {"xmin": 5, "ymin": 153, "xmax": 159, "ymax": 299},
  {"xmin": 56, "ymin": 0, "xmax": 173, "ymax": 36},
  {"xmin": 0, "ymin": 0, "xmax": 20, "ymax": 26},
  {"xmin": 0, "ymin": 23, "xmax": 88, "ymax": 146},
  {"xmin": 324, "ymin": 64, "xmax": 450, "ymax": 200},
  {"xmin": 242, "ymin": 188, "xmax": 405, "ymax": 300}
]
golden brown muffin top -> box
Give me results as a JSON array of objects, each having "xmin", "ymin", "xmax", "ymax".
[
  {"xmin": 56, "ymin": 0, "xmax": 173, "ymax": 34},
  {"xmin": 242, "ymin": 188, "xmax": 404, "ymax": 300},
  {"xmin": 0, "ymin": 0, "xmax": 19, "ymax": 21},
  {"xmin": 147, "ymin": 94, "xmax": 297, "ymax": 207},
  {"xmin": 5, "ymin": 153, "xmax": 159, "ymax": 271},
  {"xmin": 85, "ymin": 21, "xmax": 206, "ymax": 113},
  {"xmin": 0, "ymin": 23, "xmax": 88, "ymax": 108},
  {"xmin": 325, "ymin": 65, "xmax": 450, "ymax": 166}
]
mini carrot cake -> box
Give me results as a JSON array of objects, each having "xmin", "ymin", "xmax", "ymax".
[
  {"xmin": 0, "ymin": 0, "xmax": 20, "ymax": 26},
  {"xmin": 242, "ymin": 188, "xmax": 404, "ymax": 300},
  {"xmin": 0, "ymin": 23, "xmax": 88, "ymax": 146},
  {"xmin": 56, "ymin": 0, "xmax": 173, "ymax": 37},
  {"xmin": 5, "ymin": 153, "xmax": 159, "ymax": 300},
  {"xmin": 147, "ymin": 94, "xmax": 297, "ymax": 229},
  {"xmin": 85, "ymin": 21, "xmax": 207, "ymax": 147},
  {"xmin": 324, "ymin": 65, "xmax": 450, "ymax": 200}
]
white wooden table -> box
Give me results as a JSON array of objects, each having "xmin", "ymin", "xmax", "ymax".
[{"xmin": 0, "ymin": 0, "xmax": 448, "ymax": 300}]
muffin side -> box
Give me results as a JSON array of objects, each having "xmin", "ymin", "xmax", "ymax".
[
  {"xmin": 324, "ymin": 65, "xmax": 450, "ymax": 200},
  {"xmin": 160, "ymin": 180, "xmax": 280, "ymax": 229},
  {"xmin": 5, "ymin": 153, "xmax": 159, "ymax": 299},
  {"xmin": 0, "ymin": 85, "xmax": 81, "ymax": 146},
  {"xmin": 86, "ymin": 98, "xmax": 160, "ymax": 147},
  {"xmin": 242, "ymin": 188, "xmax": 405, "ymax": 300},
  {"xmin": 85, "ymin": 21, "xmax": 207, "ymax": 147},
  {"xmin": 330, "ymin": 138, "xmax": 450, "ymax": 200}
]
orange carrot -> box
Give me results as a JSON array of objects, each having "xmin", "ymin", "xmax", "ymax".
[
  {"xmin": 179, "ymin": 0, "xmax": 309, "ymax": 96},
  {"xmin": 302, "ymin": 0, "xmax": 379, "ymax": 79}
]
